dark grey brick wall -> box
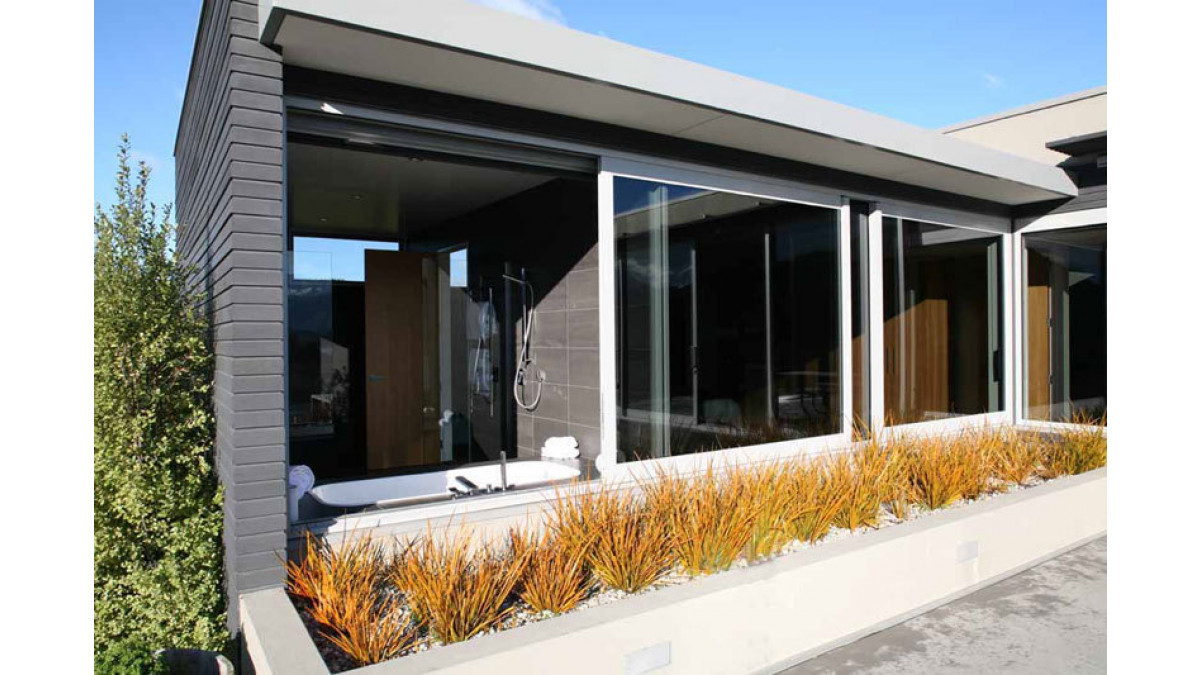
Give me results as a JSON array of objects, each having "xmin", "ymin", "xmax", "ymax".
[{"xmin": 174, "ymin": 0, "xmax": 285, "ymax": 633}]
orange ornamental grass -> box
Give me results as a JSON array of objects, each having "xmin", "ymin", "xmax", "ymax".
[
  {"xmin": 1041, "ymin": 415, "xmax": 1107, "ymax": 478},
  {"xmin": 285, "ymin": 532, "xmax": 387, "ymax": 630},
  {"xmin": 650, "ymin": 465, "xmax": 760, "ymax": 575},
  {"xmin": 828, "ymin": 444, "xmax": 889, "ymax": 530},
  {"xmin": 906, "ymin": 435, "xmax": 972, "ymax": 511},
  {"xmin": 509, "ymin": 526, "xmax": 593, "ymax": 615},
  {"xmin": 391, "ymin": 528, "xmax": 530, "ymax": 644},
  {"xmin": 740, "ymin": 461, "xmax": 796, "ymax": 562},
  {"xmin": 955, "ymin": 435, "xmax": 992, "ymax": 501},
  {"xmin": 987, "ymin": 430, "xmax": 1042, "ymax": 487},
  {"xmin": 284, "ymin": 532, "xmax": 414, "ymax": 666},
  {"xmin": 322, "ymin": 592, "xmax": 417, "ymax": 667},
  {"xmin": 586, "ymin": 488, "xmax": 674, "ymax": 593},
  {"xmin": 782, "ymin": 459, "xmax": 846, "ymax": 544},
  {"xmin": 548, "ymin": 481, "xmax": 603, "ymax": 559}
]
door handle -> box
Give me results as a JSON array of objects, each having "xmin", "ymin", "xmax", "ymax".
[{"xmin": 368, "ymin": 374, "xmax": 386, "ymax": 383}]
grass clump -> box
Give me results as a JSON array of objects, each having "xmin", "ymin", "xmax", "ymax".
[
  {"xmin": 1042, "ymin": 424, "xmax": 1107, "ymax": 477},
  {"xmin": 649, "ymin": 466, "xmax": 760, "ymax": 575},
  {"xmin": 585, "ymin": 489, "xmax": 674, "ymax": 593},
  {"xmin": 285, "ymin": 533, "xmax": 414, "ymax": 666},
  {"xmin": 322, "ymin": 592, "xmax": 416, "ymax": 667},
  {"xmin": 392, "ymin": 530, "xmax": 529, "ymax": 644},
  {"xmin": 906, "ymin": 435, "xmax": 971, "ymax": 511},
  {"xmin": 740, "ymin": 462, "xmax": 796, "ymax": 561},
  {"xmin": 782, "ymin": 461, "xmax": 846, "ymax": 544},
  {"xmin": 286, "ymin": 533, "xmax": 387, "ymax": 632},
  {"xmin": 828, "ymin": 444, "xmax": 890, "ymax": 530},
  {"xmin": 509, "ymin": 527, "xmax": 592, "ymax": 615},
  {"xmin": 987, "ymin": 430, "xmax": 1041, "ymax": 487}
]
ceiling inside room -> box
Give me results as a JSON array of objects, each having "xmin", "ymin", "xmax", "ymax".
[{"xmin": 287, "ymin": 142, "xmax": 556, "ymax": 240}]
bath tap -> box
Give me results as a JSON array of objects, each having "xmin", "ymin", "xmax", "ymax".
[{"xmin": 454, "ymin": 475, "xmax": 481, "ymax": 495}]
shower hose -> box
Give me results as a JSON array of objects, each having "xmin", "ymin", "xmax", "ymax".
[{"xmin": 509, "ymin": 275, "xmax": 543, "ymax": 411}]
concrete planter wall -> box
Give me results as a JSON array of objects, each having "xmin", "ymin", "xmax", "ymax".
[{"xmin": 243, "ymin": 468, "xmax": 1106, "ymax": 675}]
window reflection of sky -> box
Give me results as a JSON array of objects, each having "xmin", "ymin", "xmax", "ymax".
[
  {"xmin": 291, "ymin": 238, "xmax": 469, "ymax": 286},
  {"xmin": 292, "ymin": 237, "xmax": 398, "ymax": 282},
  {"xmin": 450, "ymin": 249, "xmax": 467, "ymax": 287},
  {"xmin": 613, "ymin": 177, "xmax": 706, "ymax": 215}
]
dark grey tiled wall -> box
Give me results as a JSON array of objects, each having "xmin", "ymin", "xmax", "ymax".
[
  {"xmin": 434, "ymin": 177, "xmax": 601, "ymax": 461},
  {"xmin": 517, "ymin": 241, "xmax": 601, "ymax": 461}
]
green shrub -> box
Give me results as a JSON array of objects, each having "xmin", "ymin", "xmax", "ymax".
[
  {"xmin": 93, "ymin": 640, "xmax": 170, "ymax": 675},
  {"xmin": 94, "ymin": 137, "xmax": 227, "ymax": 655}
]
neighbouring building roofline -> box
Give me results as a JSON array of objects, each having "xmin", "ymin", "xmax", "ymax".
[{"xmin": 940, "ymin": 86, "xmax": 1108, "ymax": 134}]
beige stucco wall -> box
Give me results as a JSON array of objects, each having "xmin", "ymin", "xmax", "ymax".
[{"xmin": 944, "ymin": 89, "xmax": 1106, "ymax": 165}]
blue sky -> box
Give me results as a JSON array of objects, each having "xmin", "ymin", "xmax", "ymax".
[{"xmin": 94, "ymin": 0, "xmax": 1105, "ymax": 214}]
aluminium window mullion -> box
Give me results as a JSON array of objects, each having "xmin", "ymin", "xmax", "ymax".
[{"xmin": 867, "ymin": 206, "xmax": 886, "ymax": 432}]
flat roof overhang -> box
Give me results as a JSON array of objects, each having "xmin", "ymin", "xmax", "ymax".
[
  {"xmin": 1046, "ymin": 131, "xmax": 1107, "ymax": 157},
  {"xmin": 259, "ymin": 0, "xmax": 1077, "ymax": 206}
]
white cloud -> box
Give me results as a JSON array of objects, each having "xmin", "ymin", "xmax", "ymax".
[
  {"xmin": 983, "ymin": 73, "xmax": 1005, "ymax": 90},
  {"xmin": 472, "ymin": 0, "xmax": 566, "ymax": 25}
]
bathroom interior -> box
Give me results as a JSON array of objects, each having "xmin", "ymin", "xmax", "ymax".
[{"xmin": 285, "ymin": 138, "xmax": 598, "ymax": 518}]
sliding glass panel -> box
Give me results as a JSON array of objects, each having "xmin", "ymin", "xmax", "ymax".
[
  {"xmin": 882, "ymin": 218, "xmax": 1003, "ymax": 423},
  {"xmin": 614, "ymin": 177, "xmax": 841, "ymax": 460},
  {"xmin": 848, "ymin": 201, "xmax": 872, "ymax": 431},
  {"xmin": 1023, "ymin": 225, "xmax": 1107, "ymax": 422}
]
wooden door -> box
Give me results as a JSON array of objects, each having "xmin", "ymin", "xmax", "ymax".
[
  {"xmin": 364, "ymin": 250, "xmax": 440, "ymax": 470},
  {"xmin": 1025, "ymin": 250, "xmax": 1052, "ymax": 420},
  {"xmin": 884, "ymin": 263, "xmax": 949, "ymax": 424}
]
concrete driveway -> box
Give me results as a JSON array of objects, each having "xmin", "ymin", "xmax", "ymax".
[{"xmin": 780, "ymin": 537, "xmax": 1107, "ymax": 674}]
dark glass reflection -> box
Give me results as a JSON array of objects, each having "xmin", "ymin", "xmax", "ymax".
[
  {"xmin": 883, "ymin": 218, "xmax": 1003, "ymax": 423},
  {"xmin": 615, "ymin": 178, "xmax": 841, "ymax": 460},
  {"xmin": 1024, "ymin": 225, "xmax": 1107, "ymax": 422}
]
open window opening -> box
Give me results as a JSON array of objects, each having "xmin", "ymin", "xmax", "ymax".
[{"xmin": 286, "ymin": 139, "xmax": 598, "ymax": 519}]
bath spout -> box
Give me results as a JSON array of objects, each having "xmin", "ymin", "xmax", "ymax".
[{"xmin": 454, "ymin": 476, "xmax": 480, "ymax": 494}]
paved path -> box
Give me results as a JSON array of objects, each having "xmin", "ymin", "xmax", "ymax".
[{"xmin": 780, "ymin": 537, "xmax": 1107, "ymax": 674}]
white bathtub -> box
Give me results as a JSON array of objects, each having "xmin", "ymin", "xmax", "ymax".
[{"xmin": 307, "ymin": 460, "xmax": 581, "ymax": 509}]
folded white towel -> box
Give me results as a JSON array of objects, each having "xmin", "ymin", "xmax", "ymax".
[
  {"xmin": 541, "ymin": 436, "xmax": 580, "ymax": 459},
  {"xmin": 542, "ymin": 446, "xmax": 580, "ymax": 459}
]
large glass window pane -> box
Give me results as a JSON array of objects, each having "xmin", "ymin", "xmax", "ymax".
[
  {"xmin": 883, "ymin": 218, "xmax": 1003, "ymax": 423},
  {"xmin": 615, "ymin": 177, "xmax": 841, "ymax": 460},
  {"xmin": 1023, "ymin": 225, "xmax": 1107, "ymax": 422}
]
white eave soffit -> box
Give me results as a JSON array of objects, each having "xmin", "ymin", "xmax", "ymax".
[{"xmin": 259, "ymin": 0, "xmax": 1078, "ymax": 206}]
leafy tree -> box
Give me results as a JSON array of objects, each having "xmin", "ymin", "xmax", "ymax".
[{"xmin": 94, "ymin": 137, "xmax": 227, "ymax": 658}]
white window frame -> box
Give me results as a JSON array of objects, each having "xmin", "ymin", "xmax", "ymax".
[
  {"xmin": 1012, "ymin": 207, "xmax": 1107, "ymax": 431},
  {"xmin": 870, "ymin": 203, "xmax": 1016, "ymax": 438},
  {"xmin": 597, "ymin": 156, "xmax": 854, "ymax": 478}
]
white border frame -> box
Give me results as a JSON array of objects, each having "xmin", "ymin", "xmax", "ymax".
[
  {"xmin": 595, "ymin": 156, "xmax": 853, "ymax": 474},
  {"xmin": 1012, "ymin": 207, "xmax": 1107, "ymax": 427}
]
